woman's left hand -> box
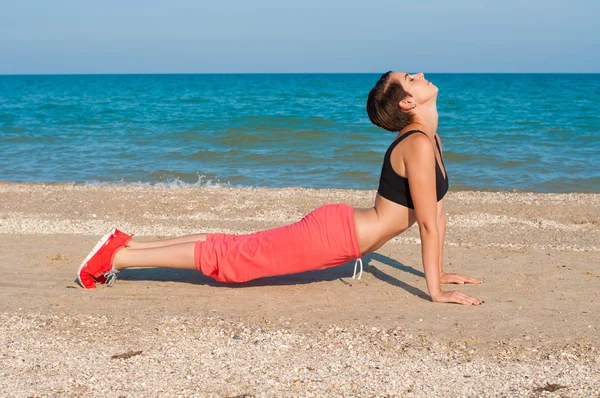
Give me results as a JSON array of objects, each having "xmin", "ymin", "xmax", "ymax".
[{"xmin": 440, "ymin": 272, "xmax": 482, "ymax": 285}]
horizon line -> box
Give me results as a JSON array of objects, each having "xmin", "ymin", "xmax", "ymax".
[{"xmin": 1, "ymin": 71, "xmax": 600, "ymax": 76}]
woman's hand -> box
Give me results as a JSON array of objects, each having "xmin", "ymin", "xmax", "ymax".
[
  {"xmin": 440, "ymin": 272, "xmax": 482, "ymax": 285},
  {"xmin": 431, "ymin": 290, "xmax": 483, "ymax": 306}
]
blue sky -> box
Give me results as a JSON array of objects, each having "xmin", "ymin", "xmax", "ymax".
[{"xmin": 1, "ymin": 0, "xmax": 598, "ymax": 74}]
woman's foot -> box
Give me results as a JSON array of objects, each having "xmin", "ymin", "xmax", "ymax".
[{"xmin": 76, "ymin": 229, "xmax": 132, "ymax": 289}]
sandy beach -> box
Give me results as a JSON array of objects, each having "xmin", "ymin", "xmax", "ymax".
[{"xmin": 0, "ymin": 182, "xmax": 599, "ymax": 397}]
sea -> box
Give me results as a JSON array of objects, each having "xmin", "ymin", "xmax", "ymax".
[{"xmin": 0, "ymin": 73, "xmax": 598, "ymax": 192}]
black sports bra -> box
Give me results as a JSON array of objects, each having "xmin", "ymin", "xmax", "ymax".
[{"xmin": 377, "ymin": 130, "xmax": 449, "ymax": 209}]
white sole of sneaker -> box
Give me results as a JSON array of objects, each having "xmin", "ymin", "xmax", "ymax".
[{"xmin": 76, "ymin": 228, "xmax": 116, "ymax": 289}]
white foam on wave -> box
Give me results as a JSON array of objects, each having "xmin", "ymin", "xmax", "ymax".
[{"xmin": 84, "ymin": 174, "xmax": 235, "ymax": 189}]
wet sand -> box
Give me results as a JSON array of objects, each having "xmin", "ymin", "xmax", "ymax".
[{"xmin": 1, "ymin": 182, "xmax": 599, "ymax": 396}]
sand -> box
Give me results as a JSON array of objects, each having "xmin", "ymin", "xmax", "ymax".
[{"xmin": 0, "ymin": 182, "xmax": 599, "ymax": 397}]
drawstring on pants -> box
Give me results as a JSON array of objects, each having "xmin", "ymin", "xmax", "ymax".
[{"xmin": 352, "ymin": 258, "xmax": 363, "ymax": 280}]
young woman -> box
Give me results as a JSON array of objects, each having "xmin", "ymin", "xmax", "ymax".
[{"xmin": 77, "ymin": 71, "xmax": 483, "ymax": 306}]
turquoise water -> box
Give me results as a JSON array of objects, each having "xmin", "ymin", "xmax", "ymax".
[{"xmin": 0, "ymin": 74, "xmax": 598, "ymax": 192}]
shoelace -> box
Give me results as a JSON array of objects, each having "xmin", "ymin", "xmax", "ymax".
[
  {"xmin": 103, "ymin": 236, "xmax": 130, "ymax": 288},
  {"xmin": 104, "ymin": 270, "xmax": 119, "ymax": 287},
  {"xmin": 352, "ymin": 258, "xmax": 363, "ymax": 280}
]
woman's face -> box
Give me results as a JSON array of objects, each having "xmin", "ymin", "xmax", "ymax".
[{"xmin": 394, "ymin": 71, "xmax": 438, "ymax": 105}]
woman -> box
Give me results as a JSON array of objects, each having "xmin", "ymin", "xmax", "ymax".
[{"xmin": 77, "ymin": 71, "xmax": 483, "ymax": 306}]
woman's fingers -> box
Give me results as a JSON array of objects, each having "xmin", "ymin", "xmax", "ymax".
[
  {"xmin": 453, "ymin": 291, "xmax": 483, "ymax": 306},
  {"xmin": 441, "ymin": 273, "xmax": 483, "ymax": 285},
  {"xmin": 432, "ymin": 290, "xmax": 484, "ymax": 306},
  {"xmin": 455, "ymin": 274, "xmax": 483, "ymax": 284}
]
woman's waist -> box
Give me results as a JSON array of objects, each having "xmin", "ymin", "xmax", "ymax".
[{"xmin": 353, "ymin": 202, "xmax": 415, "ymax": 253}]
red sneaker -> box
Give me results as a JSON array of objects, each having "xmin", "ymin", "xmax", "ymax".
[{"xmin": 76, "ymin": 228, "xmax": 132, "ymax": 289}]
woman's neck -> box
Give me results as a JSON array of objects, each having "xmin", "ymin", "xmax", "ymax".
[{"xmin": 407, "ymin": 103, "xmax": 439, "ymax": 137}]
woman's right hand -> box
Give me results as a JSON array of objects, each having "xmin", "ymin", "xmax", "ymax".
[{"xmin": 431, "ymin": 290, "xmax": 483, "ymax": 306}]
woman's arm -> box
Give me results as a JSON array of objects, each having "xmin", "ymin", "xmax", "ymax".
[
  {"xmin": 435, "ymin": 136, "xmax": 483, "ymax": 285},
  {"xmin": 404, "ymin": 134, "xmax": 442, "ymax": 298},
  {"xmin": 405, "ymin": 135, "xmax": 482, "ymax": 305},
  {"xmin": 437, "ymin": 200, "xmax": 483, "ymax": 285},
  {"xmin": 437, "ymin": 200, "xmax": 446, "ymax": 276},
  {"xmin": 435, "ymin": 135, "xmax": 447, "ymax": 276}
]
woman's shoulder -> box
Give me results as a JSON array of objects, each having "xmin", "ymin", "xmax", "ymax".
[
  {"xmin": 390, "ymin": 130, "xmax": 433, "ymax": 160},
  {"xmin": 404, "ymin": 134, "xmax": 435, "ymax": 163}
]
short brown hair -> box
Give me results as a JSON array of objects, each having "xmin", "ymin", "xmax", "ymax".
[{"xmin": 366, "ymin": 71, "xmax": 414, "ymax": 132}]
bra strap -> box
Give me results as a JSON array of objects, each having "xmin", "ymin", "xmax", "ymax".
[{"xmin": 386, "ymin": 130, "xmax": 428, "ymax": 153}]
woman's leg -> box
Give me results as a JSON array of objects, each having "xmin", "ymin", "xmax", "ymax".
[
  {"xmin": 111, "ymin": 231, "xmax": 259, "ymax": 272},
  {"xmin": 127, "ymin": 233, "xmax": 209, "ymax": 249},
  {"xmin": 109, "ymin": 204, "xmax": 359, "ymax": 283},
  {"xmin": 113, "ymin": 243, "xmax": 196, "ymax": 270}
]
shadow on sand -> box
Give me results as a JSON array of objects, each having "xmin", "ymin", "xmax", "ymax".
[{"xmin": 119, "ymin": 252, "xmax": 429, "ymax": 300}]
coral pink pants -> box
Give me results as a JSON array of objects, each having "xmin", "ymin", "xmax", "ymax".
[{"xmin": 194, "ymin": 204, "xmax": 361, "ymax": 283}]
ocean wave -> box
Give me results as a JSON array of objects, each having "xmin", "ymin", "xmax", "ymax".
[
  {"xmin": 0, "ymin": 134, "xmax": 54, "ymax": 143},
  {"xmin": 85, "ymin": 174, "xmax": 233, "ymax": 189}
]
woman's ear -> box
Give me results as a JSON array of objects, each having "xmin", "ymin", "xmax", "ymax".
[{"xmin": 399, "ymin": 97, "xmax": 417, "ymax": 111}]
